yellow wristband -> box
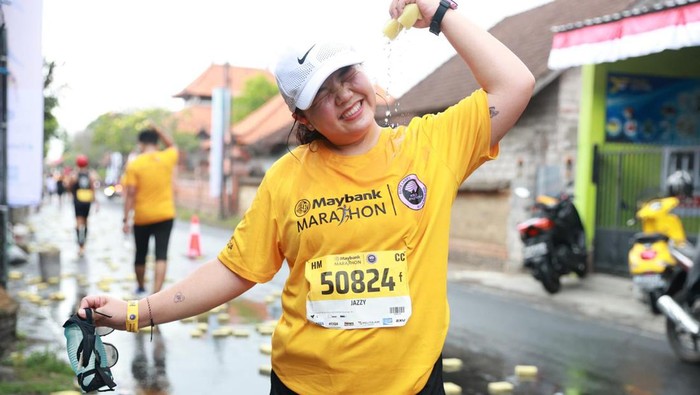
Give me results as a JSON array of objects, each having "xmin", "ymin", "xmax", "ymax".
[{"xmin": 126, "ymin": 300, "xmax": 139, "ymax": 332}]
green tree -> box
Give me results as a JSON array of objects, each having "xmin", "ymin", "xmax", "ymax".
[
  {"xmin": 86, "ymin": 108, "xmax": 174, "ymax": 159},
  {"xmin": 231, "ymin": 75, "xmax": 278, "ymax": 123},
  {"xmin": 173, "ymin": 131, "xmax": 200, "ymax": 154},
  {"xmin": 43, "ymin": 60, "xmax": 65, "ymax": 156},
  {"xmin": 77, "ymin": 108, "xmax": 202, "ymax": 172}
]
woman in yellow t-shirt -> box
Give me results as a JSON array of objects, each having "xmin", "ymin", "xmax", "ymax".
[
  {"xmin": 122, "ymin": 126, "xmax": 178, "ymax": 295},
  {"xmin": 76, "ymin": 1, "xmax": 535, "ymax": 393}
]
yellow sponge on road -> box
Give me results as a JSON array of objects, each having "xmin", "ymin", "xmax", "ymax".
[
  {"xmin": 444, "ymin": 382, "xmax": 462, "ymax": 395},
  {"xmin": 487, "ymin": 382, "xmax": 513, "ymax": 395},
  {"xmin": 8, "ymin": 270, "xmax": 23, "ymax": 280},
  {"xmin": 442, "ymin": 357, "xmax": 463, "ymax": 373},
  {"xmin": 515, "ymin": 365, "xmax": 538, "ymax": 380},
  {"xmin": 259, "ymin": 364, "xmax": 272, "ymax": 376}
]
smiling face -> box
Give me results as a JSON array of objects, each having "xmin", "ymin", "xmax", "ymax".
[{"xmin": 299, "ymin": 65, "xmax": 380, "ymax": 152}]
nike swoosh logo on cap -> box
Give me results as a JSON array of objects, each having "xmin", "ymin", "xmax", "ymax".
[{"xmin": 297, "ymin": 44, "xmax": 316, "ymax": 64}]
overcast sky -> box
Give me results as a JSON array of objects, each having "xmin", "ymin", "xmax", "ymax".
[{"xmin": 42, "ymin": 0, "xmax": 554, "ymax": 135}]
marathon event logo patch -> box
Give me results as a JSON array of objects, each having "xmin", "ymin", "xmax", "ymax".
[{"xmin": 398, "ymin": 174, "xmax": 426, "ymax": 210}]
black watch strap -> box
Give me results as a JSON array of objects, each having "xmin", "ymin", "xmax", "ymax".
[{"xmin": 430, "ymin": 0, "xmax": 458, "ymax": 36}]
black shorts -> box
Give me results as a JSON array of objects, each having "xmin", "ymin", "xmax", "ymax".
[
  {"xmin": 270, "ymin": 354, "xmax": 445, "ymax": 395},
  {"xmin": 74, "ymin": 202, "xmax": 91, "ymax": 218},
  {"xmin": 133, "ymin": 219, "xmax": 174, "ymax": 264}
]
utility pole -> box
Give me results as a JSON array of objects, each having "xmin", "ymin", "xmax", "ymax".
[
  {"xmin": 220, "ymin": 63, "xmax": 230, "ymax": 220},
  {"xmin": 210, "ymin": 64, "xmax": 231, "ymax": 220},
  {"xmin": 0, "ymin": 7, "xmax": 8, "ymax": 288}
]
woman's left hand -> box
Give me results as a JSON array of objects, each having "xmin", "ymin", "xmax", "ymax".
[{"xmin": 78, "ymin": 295, "xmax": 128, "ymax": 330}]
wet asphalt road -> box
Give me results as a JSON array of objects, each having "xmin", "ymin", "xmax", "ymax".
[
  {"xmin": 443, "ymin": 283, "xmax": 700, "ymax": 395},
  {"xmin": 9, "ymin": 197, "xmax": 286, "ymax": 394}
]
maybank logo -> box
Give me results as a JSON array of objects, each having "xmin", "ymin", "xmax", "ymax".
[{"xmin": 311, "ymin": 189, "xmax": 382, "ymax": 210}]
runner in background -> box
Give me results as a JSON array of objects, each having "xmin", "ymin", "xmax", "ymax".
[
  {"xmin": 55, "ymin": 168, "xmax": 66, "ymax": 208},
  {"xmin": 44, "ymin": 171, "xmax": 57, "ymax": 204},
  {"xmin": 67, "ymin": 155, "xmax": 98, "ymax": 257},
  {"xmin": 122, "ymin": 125, "xmax": 178, "ymax": 296}
]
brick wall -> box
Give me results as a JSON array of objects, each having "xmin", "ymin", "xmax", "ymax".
[
  {"xmin": 449, "ymin": 189, "xmax": 510, "ymax": 270},
  {"xmin": 174, "ymin": 178, "xmax": 222, "ymax": 218},
  {"xmin": 454, "ymin": 69, "xmax": 583, "ymax": 271}
]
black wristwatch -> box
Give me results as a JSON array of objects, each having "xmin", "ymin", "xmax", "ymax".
[{"xmin": 430, "ymin": 0, "xmax": 458, "ymax": 36}]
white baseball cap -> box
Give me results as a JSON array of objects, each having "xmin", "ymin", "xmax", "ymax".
[{"xmin": 274, "ymin": 41, "xmax": 365, "ymax": 112}]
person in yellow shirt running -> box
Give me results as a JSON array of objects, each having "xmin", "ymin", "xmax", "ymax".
[
  {"xmin": 77, "ymin": 1, "xmax": 534, "ymax": 393},
  {"xmin": 122, "ymin": 126, "xmax": 178, "ymax": 296}
]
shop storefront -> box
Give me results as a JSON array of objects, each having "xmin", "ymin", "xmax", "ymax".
[{"xmin": 548, "ymin": 1, "xmax": 700, "ymax": 274}]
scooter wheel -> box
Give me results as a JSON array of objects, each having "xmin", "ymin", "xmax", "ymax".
[
  {"xmin": 539, "ymin": 263, "xmax": 561, "ymax": 294},
  {"xmin": 649, "ymin": 291, "xmax": 662, "ymax": 315},
  {"xmin": 665, "ymin": 292, "xmax": 700, "ymax": 364}
]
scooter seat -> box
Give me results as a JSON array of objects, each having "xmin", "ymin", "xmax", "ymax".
[{"xmin": 632, "ymin": 232, "xmax": 669, "ymax": 244}]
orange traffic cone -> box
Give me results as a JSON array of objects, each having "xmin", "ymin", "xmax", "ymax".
[{"xmin": 188, "ymin": 215, "xmax": 202, "ymax": 259}]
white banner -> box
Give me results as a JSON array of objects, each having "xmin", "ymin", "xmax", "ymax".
[
  {"xmin": 6, "ymin": 1, "xmax": 44, "ymax": 206},
  {"xmin": 209, "ymin": 87, "xmax": 230, "ymax": 198}
]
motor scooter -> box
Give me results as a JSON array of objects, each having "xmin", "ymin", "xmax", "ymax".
[
  {"xmin": 628, "ymin": 189, "xmax": 695, "ymax": 314},
  {"xmin": 656, "ymin": 247, "xmax": 700, "ymax": 364},
  {"xmin": 517, "ymin": 192, "xmax": 588, "ymax": 294}
]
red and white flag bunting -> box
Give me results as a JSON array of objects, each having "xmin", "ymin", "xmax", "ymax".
[{"xmin": 548, "ymin": 3, "xmax": 700, "ymax": 70}]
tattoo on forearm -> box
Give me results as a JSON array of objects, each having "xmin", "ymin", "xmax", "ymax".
[
  {"xmin": 489, "ymin": 106, "xmax": 500, "ymax": 118},
  {"xmin": 174, "ymin": 292, "xmax": 185, "ymax": 303}
]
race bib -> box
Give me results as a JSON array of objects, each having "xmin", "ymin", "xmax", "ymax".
[
  {"xmin": 76, "ymin": 189, "xmax": 94, "ymax": 203},
  {"xmin": 305, "ymin": 250, "xmax": 411, "ymax": 329}
]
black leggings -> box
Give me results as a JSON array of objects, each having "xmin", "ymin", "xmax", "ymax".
[
  {"xmin": 133, "ymin": 219, "xmax": 174, "ymax": 265},
  {"xmin": 270, "ymin": 354, "xmax": 445, "ymax": 395}
]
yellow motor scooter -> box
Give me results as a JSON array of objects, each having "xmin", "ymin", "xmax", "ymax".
[{"xmin": 628, "ymin": 195, "xmax": 695, "ymax": 314}]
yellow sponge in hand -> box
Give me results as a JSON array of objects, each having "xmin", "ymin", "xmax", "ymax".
[
  {"xmin": 383, "ymin": 19, "xmax": 403, "ymax": 40},
  {"xmin": 383, "ymin": 4, "xmax": 423, "ymax": 40},
  {"xmin": 398, "ymin": 4, "xmax": 422, "ymax": 29}
]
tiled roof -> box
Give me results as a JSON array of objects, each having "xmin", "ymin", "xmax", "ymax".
[
  {"xmin": 552, "ymin": 0, "xmax": 693, "ymax": 32},
  {"xmin": 395, "ymin": 0, "xmax": 637, "ymax": 115},
  {"xmin": 232, "ymin": 94, "xmax": 292, "ymax": 146},
  {"xmin": 173, "ymin": 64, "xmax": 275, "ymax": 99},
  {"xmin": 172, "ymin": 104, "xmax": 212, "ymax": 135}
]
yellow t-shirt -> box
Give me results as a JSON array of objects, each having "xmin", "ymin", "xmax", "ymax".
[
  {"xmin": 123, "ymin": 147, "xmax": 178, "ymax": 225},
  {"xmin": 218, "ymin": 89, "xmax": 497, "ymax": 394}
]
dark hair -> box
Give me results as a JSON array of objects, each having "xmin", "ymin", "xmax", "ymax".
[
  {"xmin": 293, "ymin": 109, "xmax": 326, "ymax": 145},
  {"xmin": 138, "ymin": 129, "xmax": 159, "ymax": 144}
]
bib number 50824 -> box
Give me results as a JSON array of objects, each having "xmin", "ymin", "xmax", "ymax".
[{"xmin": 320, "ymin": 268, "xmax": 396, "ymax": 295}]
